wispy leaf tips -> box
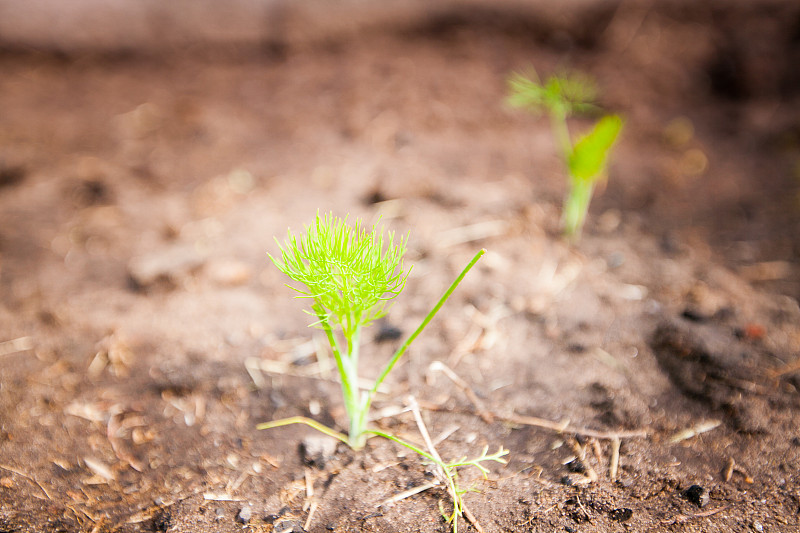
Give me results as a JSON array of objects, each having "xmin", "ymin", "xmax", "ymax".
[{"xmin": 269, "ymin": 212, "xmax": 409, "ymax": 338}]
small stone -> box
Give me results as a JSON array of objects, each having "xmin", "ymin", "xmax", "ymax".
[
  {"xmin": 215, "ymin": 507, "xmax": 225, "ymax": 520},
  {"xmin": 152, "ymin": 509, "xmax": 172, "ymax": 532},
  {"xmin": 237, "ymin": 505, "xmax": 252, "ymax": 524},
  {"xmin": 274, "ymin": 520, "xmax": 305, "ymax": 533},
  {"xmin": 565, "ymin": 458, "xmax": 586, "ymax": 474},
  {"xmin": 683, "ymin": 484, "xmax": 709, "ymax": 508},
  {"xmin": 300, "ymin": 435, "xmax": 339, "ymax": 469},
  {"xmin": 616, "ymin": 477, "xmax": 634, "ymax": 488},
  {"xmin": 680, "ymin": 308, "xmax": 708, "ymax": 323},
  {"xmin": 751, "ymin": 520, "xmax": 763, "ymax": 532},
  {"xmin": 374, "ymin": 323, "xmax": 402, "ymax": 343},
  {"xmin": 607, "ymin": 251, "xmax": 625, "ymax": 269},
  {"xmin": 609, "ymin": 508, "xmax": 633, "ymax": 522}
]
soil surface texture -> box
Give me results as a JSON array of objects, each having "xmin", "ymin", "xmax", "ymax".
[{"xmin": 2, "ymin": 1, "xmax": 800, "ymax": 531}]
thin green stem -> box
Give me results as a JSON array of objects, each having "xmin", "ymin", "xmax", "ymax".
[
  {"xmin": 256, "ymin": 416, "xmax": 349, "ymax": 444},
  {"xmin": 367, "ymin": 430, "xmax": 439, "ymax": 465},
  {"xmin": 366, "ymin": 249, "xmax": 485, "ymax": 410},
  {"xmin": 345, "ymin": 325, "xmax": 367, "ymax": 448},
  {"xmin": 316, "ymin": 307, "xmax": 354, "ymax": 412},
  {"xmin": 562, "ymin": 180, "xmax": 594, "ymax": 238},
  {"xmin": 550, "ymin": 109, "xmax": 573, "ymax": 164}
]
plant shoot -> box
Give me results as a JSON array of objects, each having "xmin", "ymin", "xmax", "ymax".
[
  {"xmin": 259, "ymin": 212, "xmax": 484, "ymax": 449},
  {"xmin": 508, "ymin": 71, "xmax": 623, "ymax": 238}
]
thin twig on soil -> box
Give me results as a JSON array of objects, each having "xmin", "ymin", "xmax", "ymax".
[
  {"xmin": 0, "ymin": 336, "xmax": 33, "ymax": 357},
  {"xmin": 304, "ymin": 500, "xmax": 318, "ymax": 531},
  {"xmin": 575, "ymin": 495, "xmax": 593, "ymax": 523},
  {"xmin": 408, "ymin": 396, "xmax": 486, "ymax": 533},
  {"xmin": 501, "ymin": 412, "xmax": 648, "ymax": 440},
  {"xmin": 669, "ymin": 419, "xmax": 721, "ymax": 443},
  {"xmin": 609, "ymin": 437, "xmax": 621, "ymax": 481},
  {"xmin": 769, "ymin": 357, "xmax": 800, "ymax": 378},
  {"xmin": 660, "ymin": 505, "xmax": 728, "ymax": 525},
  {"xmin": 0, "ymin": 462, "xmax": 54, "ymax": 499},
  {"xmin": 428, "ymin": 361, "xmax": 494, "ymax": 423},
  {"xmin": 412, "ymin": 400, "xmax": 648, "ymax": 441},
  {"xmin": 303, "ymin": 469, "xmax": 315, "ymax": 512},
  {"xmin": 202, "ymin": 492, "xmax": 245, "ymax": 501},
  {"xmin": 123, "ymin": 486, "xmax": 205, "ymax": 525},
  {"xmin": 590, "ymin": 439, "xmax": 604, "ymax": 473},
  {"xmin": 377, "ymin": 481, "xmax": 440, "ymax": 508}
]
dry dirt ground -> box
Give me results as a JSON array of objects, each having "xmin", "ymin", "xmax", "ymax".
[{"xmin": 2, "ymin": 1, "xmax": 800, "ymax": 531}]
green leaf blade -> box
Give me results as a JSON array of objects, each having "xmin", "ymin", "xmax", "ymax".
[{"xmin": 568, "ymin": 114, "xmax": 624, "ymax": 184}]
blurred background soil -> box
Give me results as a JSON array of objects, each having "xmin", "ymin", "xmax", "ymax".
[{"xmin": 1, "ymin": 0, "xmax": 799, "ymax": 531}]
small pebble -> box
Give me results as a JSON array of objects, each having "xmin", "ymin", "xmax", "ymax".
[
  {"xmin": 237, "ymin": 505, "xmax": 252, "ymax": 524},
  {"xmin": 609, "ymin": 508, "xmax": 633, "ymax": 522},
  {"xmin": 607, "ymin": 251, "xmax": 625, "ymax": 269},
  {"xmin": 565, "ymin": 458, "xmax": 587, "ymax": 474},
  {"xmin": 274, "ymin": 520, "xmax": 305, "ymax": 533},
  {"xmin": 616, "ymin": 477, "xmax": 634, "ymax": 488},
  {"xmin": 683, "ymin": 484, "xmax": 709, "ymax": 508},
  {"xmin": 375, "ymin": 323, "xmax": 402, "ymax": 343},
  {"xmin": 752, "ymin": 520, "xmax": 763, "ymax": 532},
  {"xmin": 215, "ymin": 507, "xmax": 225, "ymax": 520}
]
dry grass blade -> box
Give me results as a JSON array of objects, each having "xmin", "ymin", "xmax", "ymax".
[
  {"xmin": 0, "ymin": 463, "xmax": 54, "ymax": 499},
  {"xmin": 429, "ymin": 361, "xmax": 494, "ymax": 423},
  {"xmin": 669, "ymin": 419, "xmax": 721, "ymax": 443},
  {"xmin": 502, "ymin": 413, "xmax": 648, "ymax": 440},
  {"xmin": 0, "ymin": 336, "xmax": 33, "ymax": 357},
  {"xmin": 609, "ymin": 437, "xmax": 621, "ymax": 481},
  {"xmin": 377, "ymin": 481, "xmax": 440, "ymax": 508}
]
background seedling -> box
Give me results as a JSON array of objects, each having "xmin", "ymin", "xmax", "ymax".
[{"xmin": 508, "ymin": 71, "xmax": 623, "ymax": 238}]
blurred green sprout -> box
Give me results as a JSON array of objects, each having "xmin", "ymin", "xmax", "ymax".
[{"xmin": 508, "ymin": 71, "xmax": 623, "ymax": 238}]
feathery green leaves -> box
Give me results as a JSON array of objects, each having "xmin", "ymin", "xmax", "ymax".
[
  {"xmin": 507, "ymin": 71, "xmax": 598, "ymax": 119},
  {"xmin": 265, "ymin": 213, "xmax": 483, "ymax": 450},
  {"xmin": 269, "ymin": 212, "xmax": 409, "ymax": 340}
]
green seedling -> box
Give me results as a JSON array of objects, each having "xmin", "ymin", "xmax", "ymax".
[
  {"xmin": 508, "ymin": 71, "xmax": 623, "ymax": 238},
  {"xmin": 258, "ymin": 213, "xmax": 505, "ymax": 532},
  {"xmin": 258, "ymin": 212, "xmax": 484, "ymax": 449}
]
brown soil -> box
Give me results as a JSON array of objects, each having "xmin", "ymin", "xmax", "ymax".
[{"xmin": 2, "ymin": 1, "xmax": 800, "ymax": 531}]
